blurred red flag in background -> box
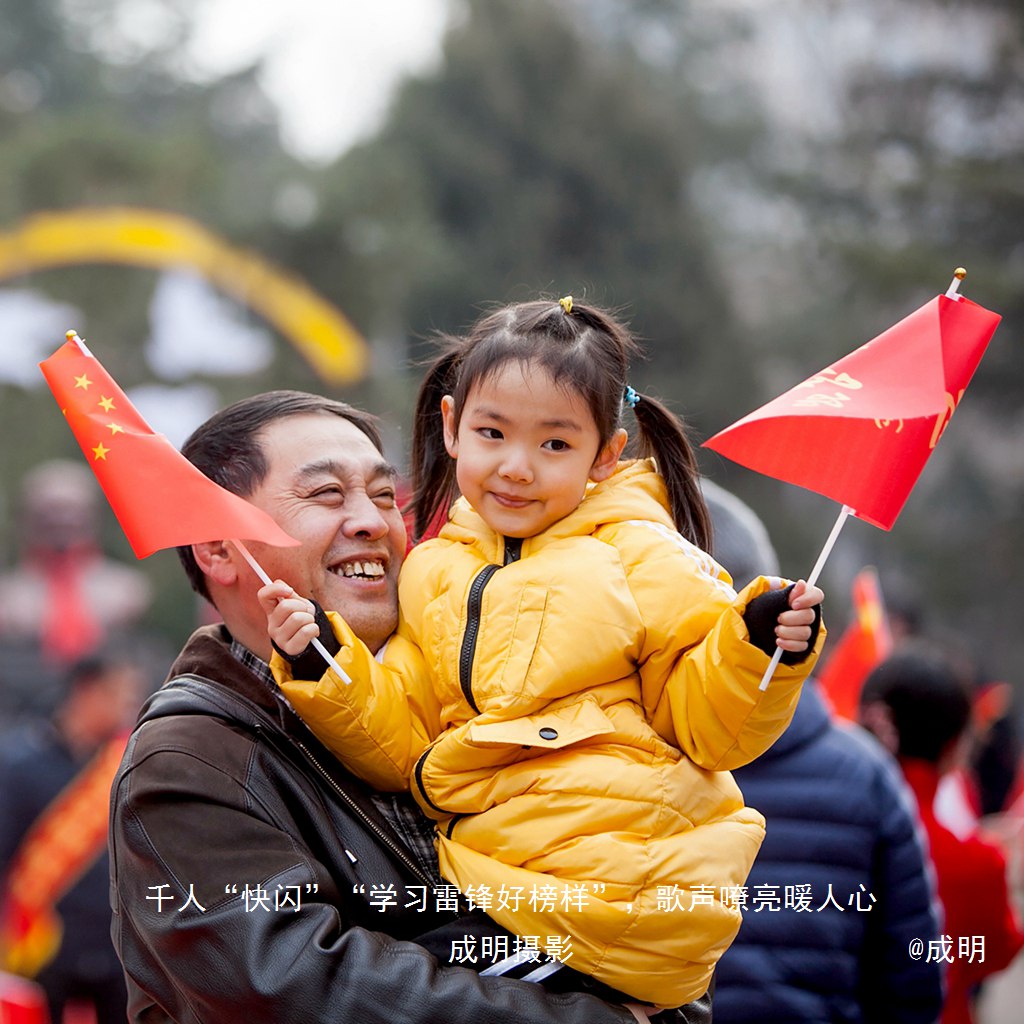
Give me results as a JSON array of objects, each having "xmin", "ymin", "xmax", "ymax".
[
  {"xmin": 39, "ymin": 335, "xmax": 298, "ymax": 558},
  {"xmin": 817, "ymin": 567, "xmax": 892, "ymax": 721},
  {"xmin": 703, "ymin": 294, "xmax": 1001, "ymax": 529}
]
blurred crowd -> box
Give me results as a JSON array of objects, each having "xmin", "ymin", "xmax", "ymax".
[
  {"xmin": 0, "ymin": 461, "xmax": 164, "ymax": 1024},
  {"xmin": 704, "ymin": 482, "xmax": 1024, "ymax": 1024}
]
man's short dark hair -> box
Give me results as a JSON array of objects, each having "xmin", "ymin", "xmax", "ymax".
[
  {"xmin": 177, "ymin": 391, "xmax": 384, "ymax": 601},
  {"xmin": 67, "ymin": 653, "xmax": 121, "ymax": 691},
  {"xmin": 860, "ymin": 646, "xmax": 972, "ymax": 763}
]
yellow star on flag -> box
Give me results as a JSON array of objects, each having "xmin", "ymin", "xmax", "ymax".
[
  {"xmin": 74, "ymin": 373, "xmax": 93, "ymax": 390},
  {"xmin": 106, "ymin": 422, "xmax": 125, "ymax": 435},
  {"xmin": 92, "ymin": 442, "xmax": 110, "ymax": 460},
  {"xmin": 98, "ymin": 395, "xmax": 115, "ymax": 412}
]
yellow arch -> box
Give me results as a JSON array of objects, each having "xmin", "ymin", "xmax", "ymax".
[{"xmin": 0, "ymin": 207, "xmax": 367, "ymax": 384}]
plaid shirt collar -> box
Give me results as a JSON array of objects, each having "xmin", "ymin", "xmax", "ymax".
[
  {"xmin": 228, "ymin": 637, "xmax": 297, "ymax": 714},
  {"xmin": 229, "ymin": 637, "xmax": 276, "ymax": 690}
]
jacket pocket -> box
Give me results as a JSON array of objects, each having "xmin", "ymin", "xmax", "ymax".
[
  {"xmin": 468, "ymin": 695, "xmax": 616, "ymax": 750},
  {"xmin": 491, "ymin": 583, "xmax": 548, "ymax": 700}
]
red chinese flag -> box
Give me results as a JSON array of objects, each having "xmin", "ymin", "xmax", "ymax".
[
  {"xmin": 817, "ymin": 568, "xmax": 892, "ymax": 722},
  {"xmin": 703, "ymin": 295, "xmax": 1001, "ymax": 529},
  {"xmin": 39, "ymin": 337, "xmax": 299, "ymax": 558}
]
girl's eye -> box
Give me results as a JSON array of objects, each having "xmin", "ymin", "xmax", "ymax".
[
  {"xmin": 478, "ymin": 427, "xmax": 503, "ymax": 440},
  {"xmin": 543, "ymin": 439, "xmax": 570, "ymax": 452}
]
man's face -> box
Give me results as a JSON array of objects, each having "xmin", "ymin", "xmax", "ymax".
[
  {"xmin": 241, "ymin": 413, "xmax": 406, "ymax": 654},
  {"xmin": 70, "ymin": 665, "xmax": 146, "ymax": 745}
]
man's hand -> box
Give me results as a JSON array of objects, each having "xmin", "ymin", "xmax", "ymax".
[
  {"xmin": 258, "ymin": 580, "xmax": 320, "ymax": 656},
  {"xmin": 773, "ymin": 578, "xmax": 824, "ymax": 654}
]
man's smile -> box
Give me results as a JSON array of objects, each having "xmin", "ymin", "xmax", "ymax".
[{"xmin": 327, "ymin": 556, "xmax": 388, "ymax": 580}]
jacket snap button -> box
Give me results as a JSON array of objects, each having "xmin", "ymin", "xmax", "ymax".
[{"xmin": 539, "ymin": 727, "xmax": 558, "ymax": 741}]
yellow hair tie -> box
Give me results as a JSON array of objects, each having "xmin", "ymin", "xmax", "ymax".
[{"xmin": 558, "ymin": 295, "xmax": 573, "ymax": 315}]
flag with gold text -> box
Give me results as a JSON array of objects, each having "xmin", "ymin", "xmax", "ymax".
[{"xmin": 703, "ymin": 295, "xmax": 1001, "ymax": 529}]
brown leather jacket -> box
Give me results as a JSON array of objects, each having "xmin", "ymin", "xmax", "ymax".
[{"xmin": 110, "ymin": 625, "xmax": 711, "ymax": 1023}]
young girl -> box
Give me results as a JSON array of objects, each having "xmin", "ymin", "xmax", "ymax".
[{"xmin": 260, "ymin": 297, "xmax": 824, "ymax": 1008}]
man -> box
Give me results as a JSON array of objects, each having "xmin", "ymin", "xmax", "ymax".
[
  {"xmin": 702, "ymin": 480, "xmax": 944, "ymax": 1024},
  {"xmin": 1, "ymin": 652, "xmax": 145, "ymax": 1024},
  {"xmin": 0, "ymin": 461, "xmax": 151, "ymax": 722},
  {"xmin": 860, "ymin": 649, "xmax": 1023, "ymax": 1024},
  {"xmin": 109, "ymin": 391, "xmax": 704, "ymax": 1024}
]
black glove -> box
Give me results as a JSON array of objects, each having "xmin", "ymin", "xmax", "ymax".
[{"xmin": 743, "ymin": 583, "xmax": 821, "ymax": 665}]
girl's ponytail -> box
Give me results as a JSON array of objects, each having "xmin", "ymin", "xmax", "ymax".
[
  {"xmin": 630, "ymin": 392, "xmax": 712, "ymax": 553},
  {"xmin": 409, "ymin": 346, "xmax": 461, "ymax": 541}
]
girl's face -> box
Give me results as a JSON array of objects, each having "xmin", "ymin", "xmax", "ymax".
[{"xmin": 441, "ymin": 361, "xmax": 626, "ymax": 538}]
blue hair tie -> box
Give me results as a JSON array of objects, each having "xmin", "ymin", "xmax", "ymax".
[{"xmin": 623, "ymin": 385, "xmax": 640, "ymax": 409}]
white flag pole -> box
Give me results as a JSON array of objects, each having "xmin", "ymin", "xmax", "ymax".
[
  {"xmin": 758, "ymin": 504, "xmax": 854, "ymax": 691},
  {"xmin": 230, "ymin": 538, "xmax": 352, "ymax": 684}
]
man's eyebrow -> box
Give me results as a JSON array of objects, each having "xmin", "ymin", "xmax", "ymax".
[{"xmin": 293, "ymin": 459, "xmax": 400, "ymax": 484}]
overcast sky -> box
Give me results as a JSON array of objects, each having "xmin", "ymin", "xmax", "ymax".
[{"xmin": 188, "ymin": 0, "xmax": 451, "ymax": 162}]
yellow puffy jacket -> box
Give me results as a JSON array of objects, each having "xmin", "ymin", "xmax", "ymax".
[{"xmin": 275, "ymin": 461, "xmax": 824, "ymax": 1006}]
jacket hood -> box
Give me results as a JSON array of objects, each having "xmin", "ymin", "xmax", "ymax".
[{"xmin": 440, "ymin": 459, "xmax": 675, "ymax": 558}]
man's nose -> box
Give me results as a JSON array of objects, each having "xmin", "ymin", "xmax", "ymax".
[{"xmin": 341, "ymin": 491, "xmax": 391, "ymax": 539}]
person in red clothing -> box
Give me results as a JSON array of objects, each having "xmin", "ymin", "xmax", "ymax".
[{"xmin": 860, "ymin": 646, "xmax": 1024, "ymax": 1024}]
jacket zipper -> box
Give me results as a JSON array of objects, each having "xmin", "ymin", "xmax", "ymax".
[
  {"xmin": 459, "ymin": 563, "xmax": 500, "ymax": 713},
  {"xmin": 293, "ymin": 736, "xmax": 431, "ymax": 886}
]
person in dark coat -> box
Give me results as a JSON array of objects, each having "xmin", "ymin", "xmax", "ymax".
[
  {"xmin": 860, "ymin": 649, "xmax": 1023, "ymax": 1024},
  {"xmin": 0, "ymin": 653, "xmax": 145, "ymax": 1024},
  {"xmin": 703, "ymin": 480, "xmax": 944, "ymax": 1024}
]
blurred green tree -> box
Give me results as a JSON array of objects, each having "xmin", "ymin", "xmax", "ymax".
[
  {"xmin": 735, "ymin": 0, "xmax": 1024, "ymax": 676},
  {"xmin": 2, "ymin": 0, "xmax": 1020, "ymax": 683},
  {"xmin": 301, "ymin": 0, "xmax": 755, "ymax": 444},
  {"xmin": 586, "ymin": 0, "xmax": 1024, "ymax": 681},
  {"xmin": 0, "ymin": 0, "xmax": 317, "ymax": 644}
]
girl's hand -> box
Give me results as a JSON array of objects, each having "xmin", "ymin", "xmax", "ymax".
[
  {"xmin": 257, "ymin": 580, "xmax": 320, "ymax": 656},
  {"xmin": 774, "ymin": 579, "xmax": 824, "ymax": 653}
]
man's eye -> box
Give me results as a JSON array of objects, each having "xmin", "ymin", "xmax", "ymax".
[
  {"xmin": 312, "ymin": 486, "xmax": 343, "ymax": 499},
  {"xmin": 373, "ymin": 490, "xmax": 397, "ymax": 507}
]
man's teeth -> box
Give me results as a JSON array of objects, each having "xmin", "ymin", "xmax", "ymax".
[{"xmin": 333, "ymin": 561, "xmax": 385, "ymax": 579}]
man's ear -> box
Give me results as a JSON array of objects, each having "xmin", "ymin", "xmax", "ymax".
[
  {"xmin": 589, "ymin": 428, "xmax": 628, "ymax": 483},
  {"xmin": 441, "ymin": 395, "xmax": 459, "ymax": 458},
  {"xmin": 192, "ymin": 540, "xmax": 238, "ymax": 588}
]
